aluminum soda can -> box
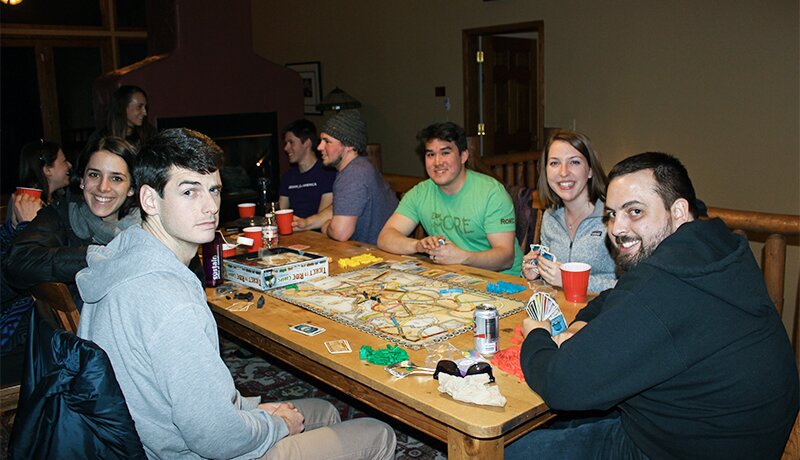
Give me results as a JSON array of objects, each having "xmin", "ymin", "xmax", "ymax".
[{"xmin": 474, "ymin": 304, "xmax": 499, "ymax": 357}]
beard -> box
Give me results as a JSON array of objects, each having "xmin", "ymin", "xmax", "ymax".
[
  {"xmin": 324, "ymin": 154, "xmax": 343, "ymax": 169},
  {"xmin": 613, "ymin": 218, "xmax": 673, "ymax": 273}
]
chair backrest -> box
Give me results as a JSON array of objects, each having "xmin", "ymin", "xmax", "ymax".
[
  {"xmin": 531, "ymin": 189, "xmax": 546, "ymax": 246},
  {"xmin": 31, "ymin": 282, "xmax": 80, "ymax": 334},
  {"xmin": 0, "ymin": 384, "xmax": 20, "ymax": 415},
  {"xmin": 363, "ymin": 143, "xmax": 382, "ymax": 172},
  {"xmin": 9, "ymin": 306, "xmax": 145, "ymax": 458},
  {"xmin": 383, "ymin": 173, "xmax": 427, "ymax": 239},
  {"xmin": 470, "ymin": 151, "xmax": 542, "ymax": 189},
  {"xmin": 466, "ymin": 136, "xmax": 542, "ymax": 189}
]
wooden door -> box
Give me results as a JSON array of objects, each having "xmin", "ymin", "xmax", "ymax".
[
  {"xmin": 483, "ymin": 36, "xmax": 538, "ymax": 156},
  {"xmin": 463, "ymin": 22, "xmax": 544, "ymax": 157}
]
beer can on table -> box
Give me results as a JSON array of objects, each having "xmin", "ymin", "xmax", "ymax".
[{"xmin": 474, "ymin": 304, "xmax": 499, "ymax": 357}]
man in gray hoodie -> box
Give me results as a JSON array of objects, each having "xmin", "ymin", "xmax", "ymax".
[{"xmin": 77, "ymin": 128, "xmax": 395, "ymax": 459}]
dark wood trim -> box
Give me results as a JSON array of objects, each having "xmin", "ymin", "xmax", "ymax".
[{"xmin": 463, "ymin": 21, "xmax": 544, "ymax": 37}]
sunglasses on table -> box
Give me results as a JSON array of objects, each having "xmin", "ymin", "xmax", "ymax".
[{"xmin": 433, "ymin": 360, "xmax": 495, "ymax": 383}]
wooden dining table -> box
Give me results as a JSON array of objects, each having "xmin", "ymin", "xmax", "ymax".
[{"xmin": 206, "ymin": 230, "xmax": 588, "ymax": 459}]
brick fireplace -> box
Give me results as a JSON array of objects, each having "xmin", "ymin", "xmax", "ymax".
[{"xmin": 91, "ymin": 0, "xmax": 302, "ymax": 221}]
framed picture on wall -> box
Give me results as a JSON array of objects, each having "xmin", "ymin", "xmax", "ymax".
[{"xmin": 286, "ymin": 61, "xmax": 322, "ymax": 115}]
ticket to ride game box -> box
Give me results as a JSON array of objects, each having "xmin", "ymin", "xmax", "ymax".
[{"xmin": 223, "ymin": 248, "xmax": 328, "ymax": 291}]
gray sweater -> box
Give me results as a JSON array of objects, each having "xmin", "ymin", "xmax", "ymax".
[
  {"xmin": 77, "ymin": 225, "xmax": 288, "ymax": 459},
  {"xmin": 540, "ymin": 200, "xmax": 617, "ymax": 292}
]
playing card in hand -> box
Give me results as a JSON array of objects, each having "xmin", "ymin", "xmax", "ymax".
[{"xmin": 525, "ymin": 292, "xmax": 568, "ymax": 336}]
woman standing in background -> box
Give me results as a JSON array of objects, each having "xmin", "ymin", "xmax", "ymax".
[{"xmin": 84, "ymin": 85, "xmax": 156, "ymax": 155}]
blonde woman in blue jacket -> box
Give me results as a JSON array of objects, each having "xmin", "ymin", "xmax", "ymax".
[{"xmin": 522, "ymin": 130, "xmax": 617, "ymax": 293}]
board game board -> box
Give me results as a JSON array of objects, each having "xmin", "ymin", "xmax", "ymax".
[{"xmin": 268, "ymin": 266, "xmax": 526, "ymax": 349}]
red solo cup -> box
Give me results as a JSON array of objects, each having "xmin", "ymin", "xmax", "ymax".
[
  {"xmin": 242, "ymin": 227, "xmax": 262, "ymax": 252},
  {"xmin": 16, "ymin": 187, "xmax": 43, "ymax": 200},
  {"xmin": 222, "ymin": 243, "xmax": 236, "ymax": 258},
  {"xmin": 275, "ymin": 209, "xmax": 294, "ymax": 235},
  {"xmin": 238, "ymin": 203, "xmax": 256, "ymax": 218},
  {"xmin": 560, "ymin": 262, "xmax": 591, "ymax": 302}
]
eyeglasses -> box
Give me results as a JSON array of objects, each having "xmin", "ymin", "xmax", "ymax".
[{"xmin": 433, "ymin": 360, "xmax": 495, "ymax": 383}]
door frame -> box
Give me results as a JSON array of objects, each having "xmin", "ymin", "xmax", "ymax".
[{"xmin": 463, "ymin": 21, "xmax": 544, "ymax": 156}]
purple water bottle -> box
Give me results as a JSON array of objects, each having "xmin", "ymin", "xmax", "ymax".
[{"xmin": 202, "ymin": 231, "xmax": 224, "ymax": 287}]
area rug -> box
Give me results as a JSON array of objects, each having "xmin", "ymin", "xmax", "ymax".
[{"xmin": 219, "ymin": 335, "xmax": 447, "ymax": 459}]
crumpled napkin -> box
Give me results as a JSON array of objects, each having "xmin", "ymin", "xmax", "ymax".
[{"xmin": 437, "ymin": 373, "xmax": 506, "ymax": 407}]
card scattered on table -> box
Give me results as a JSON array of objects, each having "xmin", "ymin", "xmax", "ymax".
[
  {"xmin": 324, "ymin": 339, "xmax": 352, "ymax": 354},
  {"xmin": 525, "ymin": 292, "xmax": 568, "ymax": 336},
  {"xmin": 287, "ymin": 244, "xmax": 310, "ymax": 251},
  {"xmin": 225, "ymin": 301, "xmax": 251, "ymax": 312},
  {"xmin": 290, "ymin": 323, "xmax": 325, "ymax": 336}
]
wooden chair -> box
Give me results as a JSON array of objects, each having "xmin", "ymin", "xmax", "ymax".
[
  {"xmin": 364, "ymin": 143, "xmax": 382, "ymax": 173},
  {"xmin": 0, "ymin": 385, "xmax": 21, "ymax": 415},
  {"xmin": 467, "ymin": 135, "xmax": 542, "ymax": 189},
  {"xmin": 531, "ymin": 189, "xmax": 546, "ymax": 246},
  {"xmin": 383, "ymin": 173, "xmax": 426, "ymax": 239},
  {"xmin": 471, "ymin": 151, "xmax": 542, "ymax": 189},
  {"xmin": 1, "ymin": 283, "xmax": 79, "ymax": 415},
  {"xmin": 31, "ymin": 282, "xmax": 80, "ymax": 335}
]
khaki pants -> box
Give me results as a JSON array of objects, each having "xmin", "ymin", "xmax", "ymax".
[{"xmin": 261, "ymin": 398, "xmax": 396, "ymax": 460}]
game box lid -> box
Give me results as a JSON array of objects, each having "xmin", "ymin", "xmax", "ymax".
[{"xmin": 223, "ymin": 247, "xmax": 328, "ymax": 291}]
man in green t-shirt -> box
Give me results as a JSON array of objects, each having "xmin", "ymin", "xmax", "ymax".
[{"xmin": 377, "ymin": 122, "xmax": 523, "ymax": 275}]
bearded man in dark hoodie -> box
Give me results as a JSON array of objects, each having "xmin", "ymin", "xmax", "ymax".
[{"xmin": 507, "ymin": 152, "xmax": 798, "ymax": 460}]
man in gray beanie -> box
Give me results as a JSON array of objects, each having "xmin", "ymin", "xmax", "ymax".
[{"xmin": 292, "ymin": 110, "xmax": 398, "ymax": 245}]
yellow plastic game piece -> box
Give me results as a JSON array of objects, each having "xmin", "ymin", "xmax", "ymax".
[{"xmin": 337, "ymin": 253, "xmax": 383, "ymax": 269}]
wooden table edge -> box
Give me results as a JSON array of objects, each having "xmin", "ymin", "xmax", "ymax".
[{"xmin": 213, "ymin": 307, "xmax": 553, "ymax": 444}]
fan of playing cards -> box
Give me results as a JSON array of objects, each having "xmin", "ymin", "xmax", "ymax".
[
  {"xmin": 526, "ymin": 244, "xmax": 557, "ymax": 274},
  {"xmin": 525, "ymin": 292, "xmax": 568, "ymax": 336}
]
